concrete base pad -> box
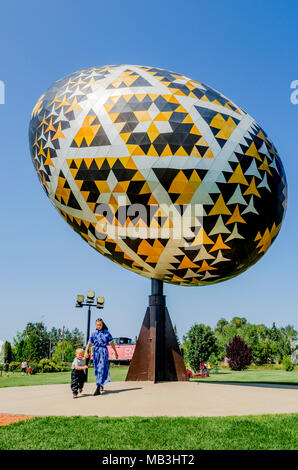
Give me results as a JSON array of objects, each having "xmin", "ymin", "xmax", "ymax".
[{"xmin": 0, "ymin": 381, "xmax": 297, "ymax": 418}]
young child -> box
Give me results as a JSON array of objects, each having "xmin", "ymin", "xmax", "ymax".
[{"xmin": 71, "ymin": 348, "xmax": 88, "ymax": 398}]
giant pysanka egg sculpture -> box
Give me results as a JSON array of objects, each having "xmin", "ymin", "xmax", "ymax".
[{"xmin": 29, "ymin": 65, "xmax": 287, "ymax": 286}]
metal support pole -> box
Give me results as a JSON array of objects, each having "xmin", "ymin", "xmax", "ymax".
[
  {"xmin": 85, "ymin": 305, "xmax": 91, "ymax": 381},
  {"xmin": 62, "ymin": 325, "xmax": 65, "ymax": 362},
  {"xmin": 126, "ymin": 278, "xmax": 187, "ymax": 382},
  {"xmin": 151, "ymin": 278, "xmax": 163, "ymax": 296},
  {"xmin": 150, "ymin": 279, "xmax": 165, "ymax": 382}
]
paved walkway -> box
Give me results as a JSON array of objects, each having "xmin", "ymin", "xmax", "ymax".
[{"xmin": 0, "ymin": 381, "xmax": 297, "ymax": 417}]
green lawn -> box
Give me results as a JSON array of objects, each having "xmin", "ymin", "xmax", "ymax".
[
  {"xmin": 1, "ymin": 366, "xmax": 297, "ymax": 388},
  {"xmin": 0, "ymin": 414, "xmax": 297, "ymax": 450},
  {"xmin": 1, "ymin": 366, "xmax": 297, "ymax": 451},
  {"xmin": 0, "ymin": 366, "xmax": 128, "ymax": 388},
  {"xmin": 191, "ymin": 368, "xmax": 298, "ymax": 385}
]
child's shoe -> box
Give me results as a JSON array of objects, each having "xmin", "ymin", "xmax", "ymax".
[{"xmin": 73, "ymin": 393, "xmax": 78, "ymax": 399}]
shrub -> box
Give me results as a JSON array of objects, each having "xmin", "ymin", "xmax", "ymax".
[
  {"xmin": 59, "ymin": 361, "xmax": 71, "ymax": 367},
  {"xmin": 29, "ymin": 363, "xmax": 40, "ymax": 374},
  {"xmin": 282, "ymin": 355, "xmax": 294, "ymax": 371},
  {"xmin": 226, "ymin": 336, "xmax": 252, "ymax": 371},
  {"xmin": 39, "ymin": 359, "xmax": 61, "ymax": 373},
  {"xmin": 9, "ymin": 361, "xmax": 21, "ymax": 372},
  {"xmin": 59, "ymin": 361, "xmax": 72, "ymax": 372},
  {"xmin": 208, "ymin": 352, "xmax": 220, "ymax": 367}
]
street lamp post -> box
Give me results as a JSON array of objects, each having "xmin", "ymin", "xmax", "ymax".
[{"xmin": 75, "ymin": 291, "xmax": 104, "ymax": 381}]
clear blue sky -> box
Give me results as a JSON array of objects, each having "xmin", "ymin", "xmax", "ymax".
[{"xmin": 0, "ymin": 0, "xmax": 297, "ymax": 344}]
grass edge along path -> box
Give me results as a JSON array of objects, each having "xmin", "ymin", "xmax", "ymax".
[{"xmin": 0, "ymin": 414, "xmax": 297, "ymax": 450}]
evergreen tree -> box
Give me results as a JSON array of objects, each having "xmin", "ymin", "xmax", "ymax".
[
  {"xmin": 24, "ymin": 333, "xmax": 44, "ymax": 362},
  {"xmin": 4, "ymin": 341, "xmax": 12, "ymax": 362},
  {"xmin": 48, "ymin": 327, "xmax": 62, "ymax": 353},
  {"xmin": 268, "ymin": 322, "xmax": 281, "ymax": 342},
  {"xmin": 64, "ymin": 328, "xmax": 84, "ymax": 349},
  {"xmin": 14, "ymin": 338, "xmax": 26, "ymax": 361}
]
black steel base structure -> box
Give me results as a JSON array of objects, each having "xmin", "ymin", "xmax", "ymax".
[{"xmin": 126, "ymin": 279, "xmax": 188, "ymax": 382}]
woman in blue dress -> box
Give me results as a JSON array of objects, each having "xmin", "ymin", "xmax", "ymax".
[{"xmin": 84, "ymin": 318, "xmax": 118, "ymax": 395}]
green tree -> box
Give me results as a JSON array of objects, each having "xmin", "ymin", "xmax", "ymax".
[
  {"xmin": 21, "ymin": 322, "xmax": 49, "ymax": 359},
  {"xmin": 14, "ymin": 338, "xmax": 26, "ymax": 361},
  {"xmin": 240, "ymin": 324, "xmax": 259, "ymax": 348},
  {"xmin": 13, "ymin": 322, "xmax": 84, "ymax": 363},
  {"xmin": 215, "ymin": 323, "xmax": 238, "ymax": 360},
  {"xmin": 268, "ymin": 322, "xmax": 281, "ymax": 342},
  {"xmin": 184, "ymin": 324, "xmax": 218, "ymax": 371},
  {"xmin": 52, "ymin": 341, "xmax": 75, "ymax": 363},
  {"xmin": 214, "ymin": 318, "xmax": 229, "ymax": 334},
  {"xmin": 64, "ymin": 328, "xmax": 84, "ymax": 349},
  {"xmin": 281, "ymin": 325, "xmax": 297, "ymax": 342},
  {"xmin": 24, "ymin": 333, "xmax": 44, "ymax": 362},
  {"xmin": 253, "ymin": 339, "xmax": 276, "ymax": 365},
  {"xmin": 256, "ymin": 324, "xmax": 268, "ymax": 341},
  {"xmin": 275, "ymin": 336, "xmax": 291, "ymax": 362},
  {"xmin": 47, "ymin": 327, "xmax": 62, "ymax": 358},
  {"xmin": 231, "ymin": 317, "xmax": 247, "ymax": 329},
  {"xmin": 4, "ymin": 341, "xmax": 12, "ymax": 362}
]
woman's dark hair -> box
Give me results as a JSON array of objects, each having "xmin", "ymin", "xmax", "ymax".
[{"xmin": 96, "ymin": 318, "xmax": 108, "ymax": 331}]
